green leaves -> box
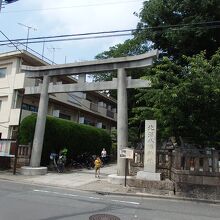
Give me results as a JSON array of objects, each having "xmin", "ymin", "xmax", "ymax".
[
  {"xmin": 132, "ymin": 51, "xmax": 220, "ymax": 148},
  {"xmin": 137, "ymin": 0, "xmax": 220, "ymax": 59}
]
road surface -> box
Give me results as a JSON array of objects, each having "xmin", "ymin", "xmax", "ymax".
[{"xmin": 0, "ymin": 179, "xmax": 219, "ymax": 220}]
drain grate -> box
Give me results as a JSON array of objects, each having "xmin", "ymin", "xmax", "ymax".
[{"xmin": 89, "ymin": 214, "xmax": 120, "ymax": 220}]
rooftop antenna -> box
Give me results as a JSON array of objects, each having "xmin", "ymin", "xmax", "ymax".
[
  {"xmin": 18, "ymin": 23, "xmax": 37, "ymax": 51},
  {"xmin": 47, "ymin": 46, "xmax": 61, "ymax": 64}
]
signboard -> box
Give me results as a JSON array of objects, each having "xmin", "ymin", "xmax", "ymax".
[
  {"xmin": 0, "ymin": 140, "xmax": 15, "ymax": 157},
  {"xmin": 119, "ymin": 148, "xmax": 134, "ymax": 159}
]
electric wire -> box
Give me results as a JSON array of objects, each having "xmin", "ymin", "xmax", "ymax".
[
  {"xmin": 0, "ymin": 21, "xmax": 219, "ymax": 47},
  {"xmin": 0, "ymin": 30, "xmax": 22, "ymax": 53},
  {"xmin": 1, "ymin": 0, "xmax": 144, "ymax": 13},
  {"xmin": 0, "ymin": 30, "xmax": 55, "ymax": 64}
]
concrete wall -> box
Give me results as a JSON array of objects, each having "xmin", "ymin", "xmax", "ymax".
[
  {"xmin": 0, "ymin": 57, "xmax": 22, "ymax": 138},
  {"xmin": 174, "ymin": 182, "xmax": 220, "ymax": 200},
  {"xmin": 128, "ymin": 179, "xmax": 174, "ymax": 196}
]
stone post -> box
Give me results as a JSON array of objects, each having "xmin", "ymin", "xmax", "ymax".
[
  {"xmin": 212, "ymin": 151, "xmax": 219, "ymax": 173},
  {"xmin": 117, "ymin": 68, "xmax": 128, "ymax": 176},
  {"xmin": 137, "ymin": 120, "xmax": 161, "ymax": 180},
  {"xmin": 30, "ymin": 75, "xmax": 49, "ymax": 167}
]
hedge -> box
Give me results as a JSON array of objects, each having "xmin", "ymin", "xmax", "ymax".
[{"xmin": 19, "ymin": 114, "xmax": 112, "ymax": 165}]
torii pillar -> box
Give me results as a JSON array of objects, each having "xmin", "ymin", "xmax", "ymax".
[{"xmin": 117, "ymin": 68, "xmax": 128, "ymax": 175}]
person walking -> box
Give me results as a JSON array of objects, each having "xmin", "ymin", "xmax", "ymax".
[{"xmin": 94, "ymin": 156, "xmax": 102, "ymax": 178}]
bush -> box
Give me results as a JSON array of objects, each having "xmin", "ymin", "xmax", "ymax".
[{"xmin": 19, "ymin": 114, "xmax": 112, "ymax": 165}]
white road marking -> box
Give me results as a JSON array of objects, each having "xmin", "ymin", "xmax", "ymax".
[
  {"xmin": 33, "ymin": 189, "xmax": 140, "ymax": 205},
  {"xmin": 34, "ymin": 189, "xmax": 77, "ymax": 197},
  {"xmin": 88, "ymin": 197, "xmax": 101, "ymax": 200},
  {"xmin": 111, "ymin": 199, "xmax": 140, "ymax": 205}
]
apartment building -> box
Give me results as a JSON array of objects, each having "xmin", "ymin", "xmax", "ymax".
[{"xmin": 0, "ymin": 50, "xmax": 117, "ymax": 139}]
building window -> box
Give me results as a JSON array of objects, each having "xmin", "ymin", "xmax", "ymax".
[
  {"xmin": 0, "ymin": 68, "xmax": 6, "ymax": 78},
  {"xmin": 59, "ymin": 113, "xmax": 71, "ymax": 120},
  {"xmin": 22, "ymin": 103, "xmax": 38, "ymax": 112},
  {"xmin": 84, "ymin": 118, "xmax": 95, "ymax": 126}
]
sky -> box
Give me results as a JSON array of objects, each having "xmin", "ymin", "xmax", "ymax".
[{"xmin": 0, "ymin": 0, "xmax": 145, "ymax": 64}]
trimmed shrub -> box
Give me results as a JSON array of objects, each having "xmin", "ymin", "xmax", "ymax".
[{"xmin": 19, "ymin": 114, "xmax": 112, "ymax": 165}]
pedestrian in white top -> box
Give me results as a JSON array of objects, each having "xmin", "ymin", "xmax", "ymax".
[{"xmin": 101, "ymin": 148, "xmax": 107, "ymax": 165}]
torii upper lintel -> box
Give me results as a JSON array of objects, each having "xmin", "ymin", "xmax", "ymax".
[{"xmin": 21, "ymin": 50, "xmax": 158, "ymax": 78}]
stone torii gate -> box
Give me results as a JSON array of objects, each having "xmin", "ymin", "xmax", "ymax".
[{"xmin": 21, "ymin": 50, "xmax": 158, "ymax": 175}]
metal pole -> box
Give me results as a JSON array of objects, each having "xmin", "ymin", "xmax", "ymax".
[
  {"xmin": 124, "ymin": 158, "xmax": 128, "ymax": 187},
  {"xmin": 42, "ymin": 41, "xmax": 45, "ymax": 59},
  {"xmin": 26, "ymin": 27, "xmax": 30, "ymax": 51}
]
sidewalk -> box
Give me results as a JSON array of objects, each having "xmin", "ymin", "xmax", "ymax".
[
  {"xmin": 0, "ymin": 164, "xmax": 128, "ymax": 194},
  {"xmin": 0, "ymin": 164, "xmax": 220, "ymax": 204}
]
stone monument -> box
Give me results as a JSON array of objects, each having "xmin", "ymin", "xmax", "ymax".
[{"xmin": 137, "ymin": 120, "xmax": 161, "ymax": 181}]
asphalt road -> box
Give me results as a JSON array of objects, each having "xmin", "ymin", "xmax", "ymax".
[{"xmin": 0, "ymin": 179, "xmax": 219, "ymax": 220}]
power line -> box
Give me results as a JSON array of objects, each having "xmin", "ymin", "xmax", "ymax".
[
  {"xmin": 0, "ymin": 21, "xmax": 219, "ymax": 46},
  {"xmin": 1, "ymin": 0, "xmax": 144, "ymax": 13},
  {"xmin": 0, "ymin": 29, "xmax": 135, "ymax": 43},
  {"xmin": 0, "ymin": 30, "xmax": 22, "ymax": 53},
  {"xmin": 0, "ymin": 21, "xmax": 220, "ymax": 43},
  {"xmin": 1, "ymin": 33, "xmax": 132, "ymax": 46},
  {"xmin": 0, "ymin": 30, "xmax": 55, "ymax": 64}
]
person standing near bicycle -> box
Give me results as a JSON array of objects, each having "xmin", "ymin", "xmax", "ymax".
[
  {"xmin": 57, "ymin": 148, "xmax": 68, "ymax": 173},
  {"xmin": 94, "ymin": 156, "xmax": 102, "ymax": 178},
  {"xmin": 101, "ymin": 148, "xmax": 107, "ymax": 165}
]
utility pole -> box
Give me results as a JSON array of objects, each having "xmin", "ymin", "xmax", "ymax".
[{"xmin": 18, "ymin": 23, "xmax": 37, "ymax": 51}]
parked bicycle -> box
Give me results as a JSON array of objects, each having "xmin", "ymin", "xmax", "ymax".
[
  {"xmin": 49, "ymin": 150, "xmax": 67, "ymax": 173},
  {"xmin": 71, "ymin": 152, "xmax": 95, "ymax": 170}
]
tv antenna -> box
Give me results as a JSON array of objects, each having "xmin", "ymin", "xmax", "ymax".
[
  {"xmin": 18, "ymin": 23, "xmax": 37, "ymax": 51},
  {"xmin": 47, "ymin": 46, "xmax": 61, "ymax": 64}
]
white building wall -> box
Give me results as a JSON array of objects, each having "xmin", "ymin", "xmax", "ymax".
[{"xmin": 0, "ymin": 57, "xmax": 24, "ymax": 138}]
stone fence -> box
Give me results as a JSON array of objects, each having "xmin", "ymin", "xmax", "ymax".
[
  {"xmin": 171, "ymin": 148, "xmax": 220, "ymax": 183},
  {"xmin": 171, "ymin": 148, "xmax": 220, "ymax": 200},
  {"xmin": 10, "ymin": 144, "xmax": 31, "ymax": 168}
]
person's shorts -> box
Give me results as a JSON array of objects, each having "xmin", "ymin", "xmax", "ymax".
[{"xmin": 95, "ymin": 166, "xmax": 100, "ymax": 171}]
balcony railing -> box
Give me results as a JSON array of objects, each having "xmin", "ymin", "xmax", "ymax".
[{"xmin": 90, "ymin": 102, "xmax": 98, "ymax": 112}]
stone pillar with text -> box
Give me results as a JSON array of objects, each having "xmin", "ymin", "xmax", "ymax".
[{"xmin": 137, "ymin": 120, "xmax": 161, "ymax": 181}]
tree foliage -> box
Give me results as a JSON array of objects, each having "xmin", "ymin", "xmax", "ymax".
[
  {"xmin": 93, "ymin": 0, "xmax": 220, "ymax": 148},
  {"xmin": 136, "ymin": 0, "xmax": 220, "ymax": 59},
  {"xmin": 96, "ymin": 0, "xmax": 220, "ymax": 60},
  {"xmin": 132, "ymin": 50, "xmax": 220, "ymax": 148}
]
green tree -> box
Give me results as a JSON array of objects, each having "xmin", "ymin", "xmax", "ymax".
[
  {"xmin": 136, "ymin": 0, "xmax": 220, "ymax": 59},
  {"xmin": 94, "ymin": 0, "xmax": 220, "ymax": 148},
  {"xmin": 132, "ymin": 51, "xmax": 220, "ymax": 148},
  {"xmin": 96, "ymin": 0, "xmax": 220, "ymax": 61}
]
